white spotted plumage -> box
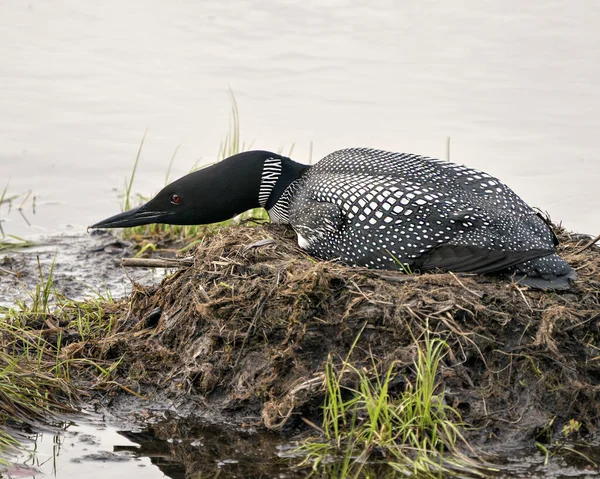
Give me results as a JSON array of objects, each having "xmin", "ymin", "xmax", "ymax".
[{"xmin": 266, "ymin": 147, "xmax": 575, "ymax": 289}]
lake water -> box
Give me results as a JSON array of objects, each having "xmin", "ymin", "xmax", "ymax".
[
  {"xmin": 5, "ymin": 419, "xmax": 167, "ymax": 479},
  {"xmin": 5, "ymin": 414, "xmax": 600, "ymax": 478},
  {"xmin": 4, "ymin": 415, "xmax": 302, "ymax": 479},
  {"xmin": 1, "ymin": 0, "xmax": 599, "ymax": 239}
]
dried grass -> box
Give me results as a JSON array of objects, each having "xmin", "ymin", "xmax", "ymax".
[{"xmin": 61, "ymin": 223, "xmax": 600, "ymax": 446}]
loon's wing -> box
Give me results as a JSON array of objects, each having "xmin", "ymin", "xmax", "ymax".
[
  {"xmin": 507, "ymin": 253, "xmax": 577, "ymax": 290},
  {"xmin": 413, "ymin": 244, "xmax": 555, "ymax": 274}
]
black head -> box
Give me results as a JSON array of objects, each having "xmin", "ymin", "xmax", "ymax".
[
  {"xmin": 90, "ymin": 151, "xmax": 298, "ymax": 228},
  {"xmin": 90, "ymin": 150, "xmax": 305, "ymax": 229}
]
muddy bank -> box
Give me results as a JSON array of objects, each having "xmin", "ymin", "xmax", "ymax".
[
  {"xmin": 58, "ymin": 223, "xmax": 598, "ymax": 453},
  {"xmin": 0, "ymin": 230, "xmax": 165, "ymax": 307}
]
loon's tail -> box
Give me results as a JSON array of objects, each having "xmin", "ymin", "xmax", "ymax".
[{"xmin": 506, "ymin": 254, "xmax": 577, "ymax": 290}]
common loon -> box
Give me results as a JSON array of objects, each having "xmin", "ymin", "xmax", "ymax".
[{"xmin": 91, "ymin": 148, "xmax": 576, "ymax": 290}]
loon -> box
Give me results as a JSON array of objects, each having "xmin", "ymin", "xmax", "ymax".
[{"xmin": 91, "ymin": 148, "xmax": 576, "ymax": 290}]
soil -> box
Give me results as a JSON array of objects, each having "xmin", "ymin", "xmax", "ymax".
[
  {"xmin": 4, "ymin": 223, "xmax": 600, "ymax": 467},
  {"xmin": 66, "ymin": 224, "xmax": 600, "ymax": 449},
  {"xmin": 0, "ymin": 230, "xmax": 165, "ymax": 306}
]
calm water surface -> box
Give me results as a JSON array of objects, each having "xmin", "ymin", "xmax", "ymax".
[
  {"xmin": 8, "ymin": 420, "xmax": 166, "ymax": 479},
  {"xmin": 1, "ymin": 0, "xmax": 599, "ymax": 238}
]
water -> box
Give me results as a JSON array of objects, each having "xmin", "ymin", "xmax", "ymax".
[
  {"xmin": 4, "ymin": 414, "xmax": 599, "ymax": 478},
  {"xmin": 1, "ymin": 0, "xmax": 599, "ymax": 239},
  {"xmin": 3, "ymin": 414, "xmax": 306, "ymax": 479},
  {"xmin": 4, "ymin": 419, "xmax": 166, "ymax": 479},
  {"xmin": 0, "ymin": 230, "xmax": 165, "ymax": 308}
]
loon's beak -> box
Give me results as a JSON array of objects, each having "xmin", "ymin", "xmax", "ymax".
[{"xmin": 90, "ymin": 206, "xmax": 175, "ymax": 229}]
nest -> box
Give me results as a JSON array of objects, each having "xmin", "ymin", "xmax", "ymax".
[{"xmin": 83, "ymin": 223, "xmax": 600, "ymax": 445}]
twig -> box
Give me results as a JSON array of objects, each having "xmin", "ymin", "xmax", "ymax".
[
  {"xmin": 101, "ymin": 381, "xmax": 148, "ymax": 399},
  {"xmin": 562, "ymin": 312, "xmax": 600, "ymax": 332},
  {"xmin": 121, "ymin": 257, "xmax": 193, "ymax": 268},
  {"xmin": 574, "ymin": 232, "xmax": 600, "ymax": 255},
  {"xmin": 18, "ymin": 190, "xmax": 31, "ymax": 226},
  {"xmin": 243, "ymin": 238, "xmax": 276, "ymax": 251},
  {"xmin": 449, "ymin": 272, "xmax": 483, "ymax": 298},
  {"xmin": 197, "ymin": 285, "xmax": 211, "ymax": 302},
  {"xmin": 234, "ymin": 293, "xmax": 271, "ymax": 368},
  {"xmin": 441, "ymin": 312, "xmax": 487, "ymax": 367},
  {"xmin": 301, "ymin": 416, "xmax": 325, "ymax": 435},
  {"xmin": 349, "ymin": 279, "xmax": 393, "ymax": 305},
  {"xmin": 0, "ymin": 266, "xmax": 18, "ymax": 276},
  {"xmin": 375, "ymin": 273, "xmax": 418, "ymax": 283},
  {"xmin": 513, "ymin": 284, "xmax": 533, "ymax": 312}
]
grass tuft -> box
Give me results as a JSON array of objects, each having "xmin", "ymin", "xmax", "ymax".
[
  {"xmin": 0, "ymin": 258, "xmax": 122, "ymax": 455},
  {"xmin": 123, "ymin": 130, "xmax": 146, "ymax": 212},
  {"xmin": 297, "ymin": 328, "xmax": 486, "ymax": 477},
  {"xmin": 0, "ymin": 235, "xmax": 36, "ymax": 252}
]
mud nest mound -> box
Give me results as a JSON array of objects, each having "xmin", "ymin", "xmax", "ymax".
[{"xmin": 88, "ymin": 224, "xmax": 600, "ymax": 446}]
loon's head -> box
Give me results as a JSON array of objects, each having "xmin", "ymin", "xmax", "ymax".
[{"xmin": 90, "ymin": 150, "xmax": 308, "ymax": 229}]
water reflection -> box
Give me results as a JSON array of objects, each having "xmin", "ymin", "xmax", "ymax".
[
  {"xmin": 7, "ymin": 415, "xmax": 599, "ymax": 479},
  {"xmin": 7, "ymin": 419, "xmax": 164, "ymax": 479}
]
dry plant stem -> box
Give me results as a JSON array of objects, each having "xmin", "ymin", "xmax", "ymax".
[
  {"xmin": 3, "ymin": 221, "xmax": 597, "ymax": 466},
  {"xmin": 121, "ymin": 257, "xmax": 194, "ymax": 268},
  {"xmin": 449, "ymin": 272, "xmax": 483, "ymax": 298},
  {"xmin": 93, "ymin": 222, "xmax": 600, "ymax": 446},
  {"xmin": 0, "ymin": 266, "xmax": 18, "ymax": 276},
  {"xmin": 574, "ymin": 232, "xmax": 600, "ymax": 255},
  {"xmin": 17, "ymin": 190, "xmax": 32, "ymax": 226}
]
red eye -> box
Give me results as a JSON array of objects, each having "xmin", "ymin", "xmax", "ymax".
[{"xmin": 170, "ymin": 194, "xmax": 181, "ymax": 205}]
